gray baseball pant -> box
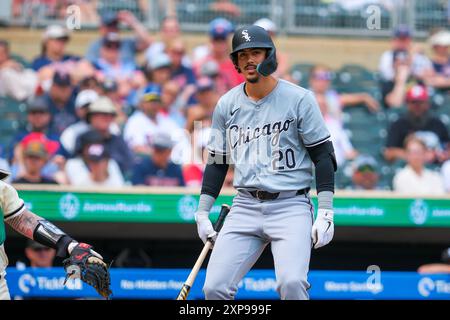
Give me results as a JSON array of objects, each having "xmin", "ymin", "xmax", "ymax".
[{"xmin": 203, "ymin": 190, "xmax": 314, "ymax": 300}]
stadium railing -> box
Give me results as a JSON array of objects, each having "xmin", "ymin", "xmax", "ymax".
[{"xmin": 1, "ymin": 0, "xmax": 447, "ymax": 38}]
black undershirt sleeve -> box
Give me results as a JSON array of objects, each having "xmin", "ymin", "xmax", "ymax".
[
  {"xmin": 200, "ymin": 152, "xmax": 230, "ymax": 199},
  {"xmin": 306, "ymin": 140, "xmax": 337, "ymax": 193}
]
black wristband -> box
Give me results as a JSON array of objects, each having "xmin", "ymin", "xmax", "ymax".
[{"xmin": 56, "ymin": 235, "xmax": 75, "ymax": 258}]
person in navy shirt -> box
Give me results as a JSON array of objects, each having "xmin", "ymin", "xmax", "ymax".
[
  {"xmin": 131, "ymin": 132, "xmax": 185, "ymax": 186},
  {"xmin": 166, "ymin": 38, "xmax": 197, "ymax": 106},
  {"xmin": 42, "ymin": 71, "xmax": 78, "ymax": 136}
]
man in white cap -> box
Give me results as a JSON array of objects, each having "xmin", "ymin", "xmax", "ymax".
[
  {"xmin": 59, "ymin": 89, "xmax": 99, "ymax": 155},
  {"xmin": 427, "ymin": 30, "xmax": 450, "ymax": 90},
  {"xmin": 31, "ymin": 25, "xmax": 80, "ymax": 71},
  {"xmin": 77, "ymin": 97, "xmax": 133, "ymax": 175}
]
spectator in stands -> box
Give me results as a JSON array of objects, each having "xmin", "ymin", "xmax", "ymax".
[
  {"xmin": 131, "ymin": 131, "xmax": 185, "ymax": 186},
  {"xmin": 100, "ymin": 78, "xmax": 128, "ymax": 128},
  {"xmin": 393, "ymin": 135, "xmax": 445, "ymax": 194},
  {"xmin": 182, "ymin": 127, "xmax": 211, "ymax": 187},
  {"xmin": 427, "ymin": 30, "xmax": 450, "ymax": 91},
  {"xmin": 65, "ymin": 142, "xmax": 125, "ymax": 187},
  {"xmin": 127, "ymin": 53, "xmax": 173, "ymax": 116},
  {"xmin": 124, "ymin": 87, "xmax": 180, "ymax": 156},
  {"xmin": 384, "ymin": 85, "xmax": 450, "ymax": 163},
  {"xmin": 160, "ymin": 80, "xmax": 196, "ymax": 128},
  {"xmin": 210, "ymin": 0, "xmax": 241, "ymax": 18},
  {"xmin": 31, "ymin": 25, "xmax": 80, "ymax": 71},
  {"xmin": 113, "ymin": 248, "xmax": 153, "ymax": 268},
  {"xmin": 13, "ymin": 139, "xmax": 58, "ymax": 184},
  {"xmin": 94, "ymin": 33, "xmax": 145, "ymax": 100},
  {"xmin": 78, "ymin": 75, "xmax": 101, "ymax": 93},
  {"xmin": 378, "ymin": 25, "xmax": 433, "ymax": 108},
  {"xmin": 0, "ymin": 40, "xmax": 37, "ymax": 101},
  {"xmin": 197, "ymin": 59, "xmax": 222, "ymax": 90},
  {"xmin": 186, "ymin": 77, "xmax": 219, "ymax": 133},
  {"xmin": 77, "ymin": 97, "xmax": 133, "ymax": 175},
  {"xmin": 144, "ymin": 53, "xmax": 172, "ymax": 87},
  {"xmin": 43, "ymin": 70, "xmax": 77, "ymax": 136},
  {"xmin": 145, "ymin": 16, "xmax": 190, "ymax": 67},
  {"xmin": 254, "ymin": 18, "xmax": 292, "ymax": 81},
  {"xmin": 315, "ymin": 94, "xmax": 358, "ymax": 166},
  {"xmin": 193, "ymin": 18, "xmax": 243, "ymax": 95},
  {"xmin": 442, "ymin": 160, "xmax": 450, "ymax": 193},
  {"xmin": 23, "ymin": 240, "xmax": 55, "ymax": 268},
  {"xmin": 86, "ymin": 10, "xmax": 151, "ymax": 64},
  {"xmin": 94, "ymin": 32, "xmax": 136, "ymax": 78},
  {"xmin": 9, "ymin": 97, "xmax": 59, "ymax": 164},
  {"xmin": 350, "ymin": 155, "xmax": 380, "ymax": 191},
  {"xmin": 309, "ymin": 64, "xmax": 379, "ymax": 123},
  {"xmin": 59, "ymin": 89, "xmax": 99, "ymax": 155},
  {"xmin": 166, "ymin": 38, "xmax": 197, "ymax": 102}
]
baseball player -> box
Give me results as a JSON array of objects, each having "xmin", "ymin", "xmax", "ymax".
[
  {"xmin": 194, "ymin": 25, "xmax": 337, "ymax": 300},
  {"xmin": 0, "ymin": 169, "xmax": 111, "ymax": 299}
]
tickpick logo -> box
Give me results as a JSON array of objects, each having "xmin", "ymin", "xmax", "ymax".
[
  {"xmin": 19, "ymin": 274, "xmax": 36, "ymax": 294},
  {"xmin": 418, "ymin": 278, "xmax": 435, "ymax": 297}
]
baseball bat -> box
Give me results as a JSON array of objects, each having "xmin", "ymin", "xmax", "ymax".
[{"xmin": 176, "ymin": 204, "xmax": 230, "ymax": 300}]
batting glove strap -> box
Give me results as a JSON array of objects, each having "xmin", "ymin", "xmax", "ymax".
[{"xmin": 312, "ymin": 209, "xmax": 334, "ymax": 249}]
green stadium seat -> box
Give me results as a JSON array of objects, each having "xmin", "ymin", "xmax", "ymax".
[
  {"xmin": 0, "ymin": 96, "xmax": 27, "ymax": 147},
  {"xmin": 10, "ymin": 54, "xmax": 31, "ymax": 69},
  {"xmin": 290, "ymin": 63, "xmax": 314, "ymax": 87},
  {"xmin": 335, "ymin": 64, "xmax": 378, "ymax": 92}
]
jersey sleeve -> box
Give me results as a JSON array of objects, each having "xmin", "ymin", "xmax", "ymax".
[
  {"xmin": 298, "ymin": 91, "xmax": 331, "ymax": 147},
  {"xmin": 207, "ymin": 99, "xmax": 229, "ymax": 155},
  {"xmin": 1, "ymin": 180, "xmax": 25, "ymax": 220}
]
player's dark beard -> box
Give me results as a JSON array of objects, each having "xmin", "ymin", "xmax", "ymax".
[
  {"xmin": 245, "ymin": 64, "xmax": 259, "ymax": 83},
  {"xmin": 248, "ymin": 75, "xmax": 259, "ymax": 83}
]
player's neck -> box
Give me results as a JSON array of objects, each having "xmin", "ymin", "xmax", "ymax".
[{"xmin": 244, "ymin": 76, "xmax": 278, "ymax": 101}]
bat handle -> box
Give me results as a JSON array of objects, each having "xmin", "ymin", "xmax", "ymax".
[
  {"xmin": 176, "ymin": 284, "xmax": 191, "ymax": 300},
  {"xmin": 213, "ymin": 204, "xmax": 230, "ymax": 233}
]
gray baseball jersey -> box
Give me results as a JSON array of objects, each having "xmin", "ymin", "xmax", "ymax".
[{"xmin": 207, "ymin": 79, "xmax": 330, "ymax": 192}]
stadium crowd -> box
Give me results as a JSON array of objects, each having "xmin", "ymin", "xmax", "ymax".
[{"xmin": 0, "ymin": 11, "xmax": 449, "ymax": 193}]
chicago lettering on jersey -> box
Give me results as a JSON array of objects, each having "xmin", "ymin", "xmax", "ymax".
[{"xmin": 228, "ymin": 118, "xmax": 295, "ymax": 150}]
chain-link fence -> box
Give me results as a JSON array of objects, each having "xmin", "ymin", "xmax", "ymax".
[{"xmin": 1, "ymin": 0, "xmax": 448, "ymax": 37}]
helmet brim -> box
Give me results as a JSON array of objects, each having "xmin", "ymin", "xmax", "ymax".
[{"xmin": 230, "ymin": 42, "xmax": 274, "ymax": 56}]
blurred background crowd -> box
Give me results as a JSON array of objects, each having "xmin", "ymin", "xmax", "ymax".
[{"xmin": 0, "ymin": 0, "xmax": 448, "ymax": 194}]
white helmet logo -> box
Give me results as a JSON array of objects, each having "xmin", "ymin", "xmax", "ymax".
[{"xmin": 242, "ymin": 30, "xmax": 251, "ymax": 42}]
